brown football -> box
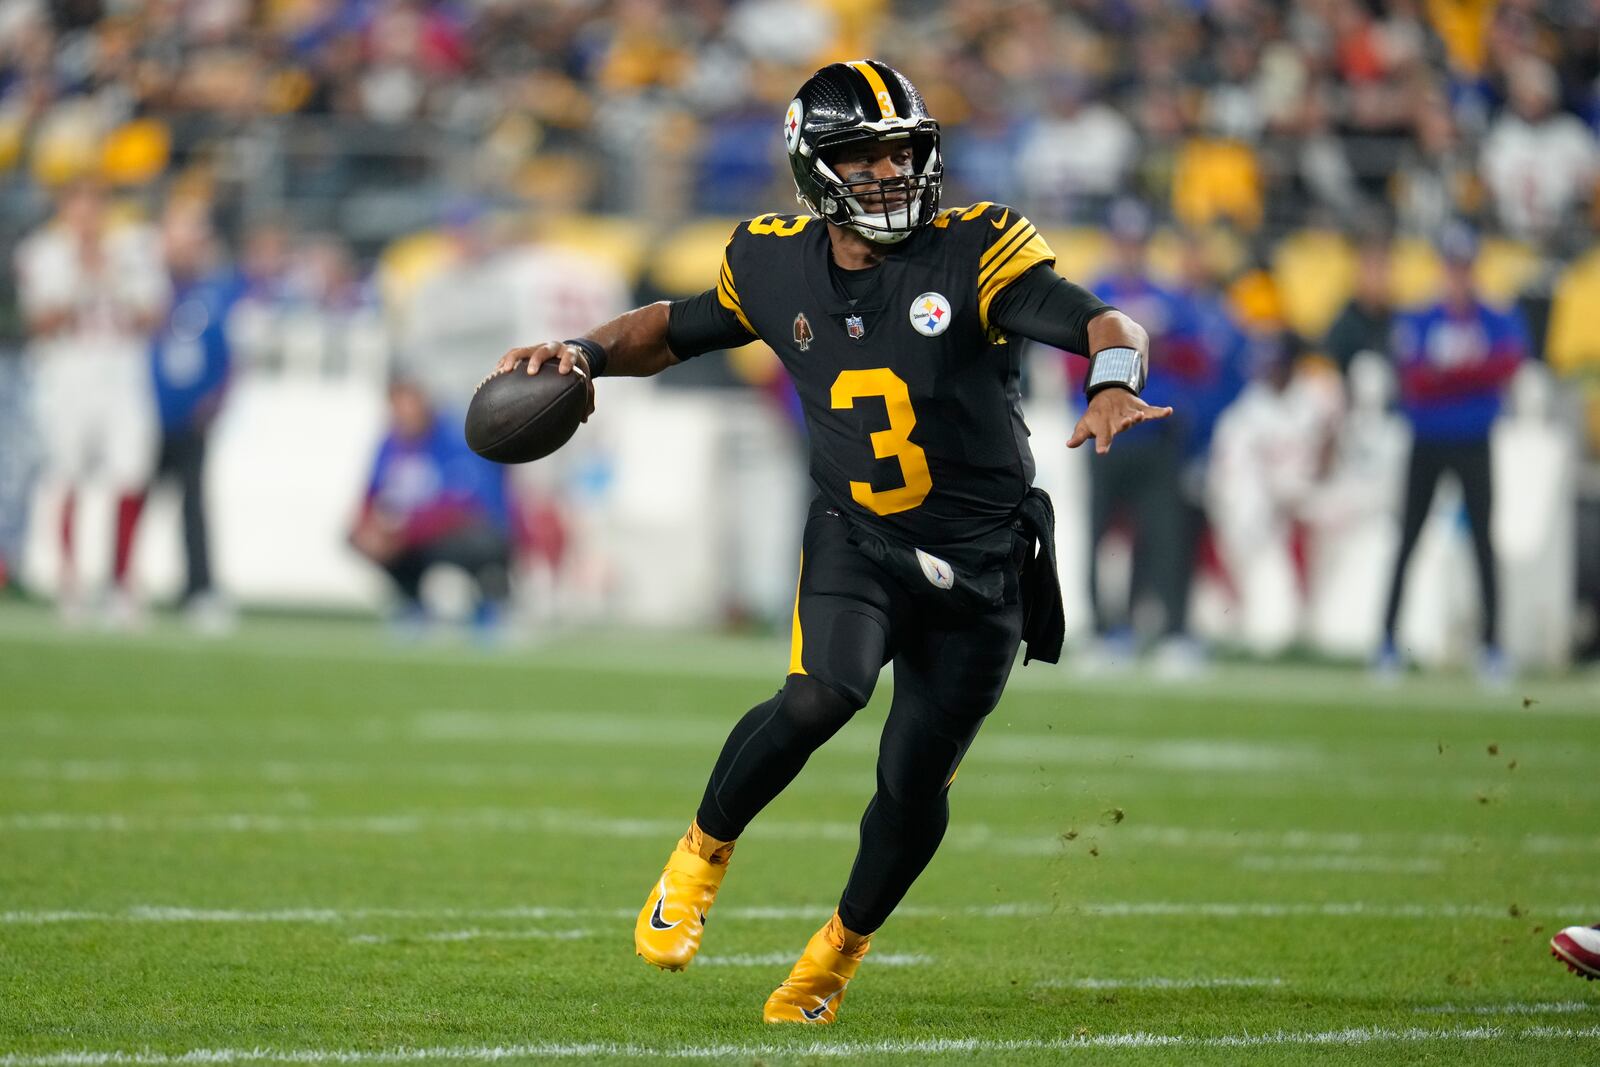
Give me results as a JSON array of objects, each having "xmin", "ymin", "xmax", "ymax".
[{"xmin": 464, "ymin": 362, "xmax": 586, "ymax": 464}]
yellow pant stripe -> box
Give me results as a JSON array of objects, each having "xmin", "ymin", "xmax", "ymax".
[{"xmin": 787, "ymin": 551, "xmax": 807, "ymax": 676}]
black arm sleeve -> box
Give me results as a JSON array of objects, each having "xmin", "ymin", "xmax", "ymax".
[
  {"xmin": 987, "ymin": 264, "xmax": 1114, "ymax": 357},
  {"xmin": 666, "ymin": 288, "xmax": 758, "ymax": 361}
]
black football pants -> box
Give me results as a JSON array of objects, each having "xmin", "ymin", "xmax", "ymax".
[
  {"xmin": 1087, "ymin": 421, "xmax": 1194, "ymax": 637},
  {"xmin": 152, "ymin": 426, "xmax": 213, "ymax": 602},
  {"xmin": 1382, "ymin": 438, "xmax": 1498, "ymax": 646},
  {"xmin": 695, "ymin": 498, "xmax": 1024, "ymax": 935},
  {"xmin": 382, "ymin": 519, "xmax": 512, "ymax": 606}
]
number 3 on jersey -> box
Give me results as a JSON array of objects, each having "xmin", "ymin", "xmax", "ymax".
[{"xmin": 830, "ymin": 368, "xmax": 932, "ymax": 516}]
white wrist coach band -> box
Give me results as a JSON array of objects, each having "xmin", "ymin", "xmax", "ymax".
[{"xmin": 1085, "ymin": 346, "xmax": 1146, "ymax": 397}]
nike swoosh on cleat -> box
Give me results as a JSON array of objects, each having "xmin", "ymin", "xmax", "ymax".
[
  {"xmin": 801, "ymin": 990, "xmax": 839, "ymax": 1021},
  {"xmin": 648, "ymin": 876, "xmax": 680, "ymax": 931},
  {"xmin": 990, "ymin": 209, "xmax": 1009, "ymax": 229}
]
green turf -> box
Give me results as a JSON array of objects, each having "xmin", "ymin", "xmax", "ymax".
[{"xmin": 2, "ymin": 603, "xmax": 1597, "ymax": 1065}]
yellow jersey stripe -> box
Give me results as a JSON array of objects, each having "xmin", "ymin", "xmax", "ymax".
[
  {"xmin": 980, "ymin": 217, "xmax": 1033, "ymax": 271},
  {"xmin": 960, "ymin": 201, "xmax": 993, "ymax": 221},
  {"xmin": 978, "ymin": 224, "xmax": 1039, "ymax": 289},
  {"xmin": 719, "ymin": 263, "xmax": 742, "ymax": 308},
  {"xmin": 717, "ymin": 257, "xmax": 755, "ymax": 334},
  {"xmin": 787, "ymin": 551, "xmax": 806, "ymax": 676},
  {"xmin": 979, "ymin": 231, "xmax": 1055, "ymax": 328},
  {"xmin": 848, "ymin": 60, "xmax": 897, "ymax": 119}
]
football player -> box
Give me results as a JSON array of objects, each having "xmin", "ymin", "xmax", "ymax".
[{"xmin": 493, "ymin": 60, "xmax": 1169, "ymax": 1024}]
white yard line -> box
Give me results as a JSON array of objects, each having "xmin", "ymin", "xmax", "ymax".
[
  {"xmin": 4, "ymin": 900, "xmax": 1597, "ymax": 927},
  {"xmin": 6, "ymin": 809, "xmax": 1599, "ymax": 863},
  {"xmin": 2, "ymin": 1026, "xmax": 1598, "ymax": 1064},
  {"xmin": 1415, "ymin": 1002, "xmax": 1597, "ymax": 1015},
  {"xmin": 1036, "ymin": 977, "xmax": 1284, "ymax": 990},
  {"xmin": 348, "ymin": 928, "xmax": 593, "ymax": 945},
  {"xmin": 1236, "ymin": 854, "xmax": 1445, "ymax": 874}
]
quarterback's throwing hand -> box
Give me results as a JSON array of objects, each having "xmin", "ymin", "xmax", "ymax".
[
  {"xmin": 493, "ymin": 342, "xmax": 595, "ymax": 421},
  {"xmin": 1067, "ymin": 388, "xmax": 1173, "ymax": 455}
]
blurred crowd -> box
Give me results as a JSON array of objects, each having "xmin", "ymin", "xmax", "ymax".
[
  {"xmin": 0, "ymin": 1, "xmax": 1596, "ymax": 241},
  {"xmin": 0, "ymin": 0, "xmax": 1597, "ymax": 670}
]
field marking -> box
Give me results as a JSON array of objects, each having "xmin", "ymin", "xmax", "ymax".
[
  {"xmin": 1036, "ymin": 977, "xmax": 1283, "ymax": 990},
  {"xmin": 6, "ymin": 808, "xmax": 1600, "ymax": 863},
  {"xmin": 1415, "ymin": 1002, "xmax": 1596, "ymax": 1015},
  {"xmin": 348, "ymin": 928, "xmax": 592, "ymax": 945},
  {"xmin": 2, "ymin": 1026, "xmax": 1599, "ymax": 1064},
  {"xmin": 1237, "ymin": 854, "xmax": 1445, "ymax": 874},
  {"xmin": 5, "ymin": 900, "xmax": 1597, "ymax": 927},
  {"xmin": 3, "ymin": 605, "xmax": 1595, "ymax": 717},
  {"xmin": 6, "ymin": 756, "xmax": 1583, "ymax": 805}
]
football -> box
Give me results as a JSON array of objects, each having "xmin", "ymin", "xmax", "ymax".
[{"xmin": 465, "ymin": 361, "xmax": 587, "ymax": 464}]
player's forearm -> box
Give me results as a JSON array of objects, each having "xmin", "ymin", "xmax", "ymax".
[
  {"xmin": 1086, "ymin": 310, "xmax": 1149, "ymax": 356},
  {"xmin": 581, "ymin": 302, "xmax": 679, "ymax": 377}
]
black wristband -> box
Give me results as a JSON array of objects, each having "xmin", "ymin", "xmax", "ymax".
[{"xmin": 563, "ymin": 337, "xmax": 608, "ymax": 378}]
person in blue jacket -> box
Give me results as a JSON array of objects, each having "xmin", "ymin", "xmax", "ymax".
[
  {"xmin": 1377, "ymin": 223, "xmax": 1529, "ymax": 680},
  {"xmin": 1084, "ymin": 204, "xmax": 1238, "ymax": 668},
  {"xmin": 351, "ymin": 375, "xmax": 513, "ymax": 630},
  {"xmin": 148, "ymin": 198, "xmax": 243, "ymax": 618}
]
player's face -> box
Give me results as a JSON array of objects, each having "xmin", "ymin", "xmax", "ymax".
[{"xmin": 826, "ymin": 139, "xmax": 915, "ymax": 213}]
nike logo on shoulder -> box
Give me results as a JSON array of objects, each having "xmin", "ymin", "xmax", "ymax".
[
  {"xmin": 990, "ymin": 209, "xmax": 1009, "ymax": 230},
  {"xmin": 648, "ymin": 876, "xmax": 681, "ymax": 931},
  {"xmin": 801, "ymin": 990, "xmax": 840, "ymax": 1021}
]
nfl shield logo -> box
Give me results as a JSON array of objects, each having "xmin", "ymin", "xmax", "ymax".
[{"xmin": 845, "ymin": 314, "xmax": 865, "ymax": 340}]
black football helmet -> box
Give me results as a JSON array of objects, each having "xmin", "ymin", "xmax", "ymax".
[{"xmin": 784, "ymin": 60, "xmax": 942, "ymax": 245}]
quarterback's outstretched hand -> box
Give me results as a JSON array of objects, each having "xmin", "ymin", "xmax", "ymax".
[
  {"xmin": 494, "ymin": 342, "xmax": 596, "ymax": 421},
  {"xmin": 1067, "ymin": 388, "xmax": 1173, "ymax": 455}
]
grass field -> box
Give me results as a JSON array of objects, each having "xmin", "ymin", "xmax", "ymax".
[{"xmin": 2, "ymin": 603, "xmax": 1598, "ymax": 1065}]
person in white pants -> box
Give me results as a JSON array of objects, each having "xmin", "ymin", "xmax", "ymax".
[{"xmin": 15, "ymin": 178, "xmax": 169, "ymax": 621}]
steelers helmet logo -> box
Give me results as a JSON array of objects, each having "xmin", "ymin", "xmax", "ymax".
[
  {"xmin": 784, "ymin": 99, "xmax": 804, "ymax": 154},
  {"xmin": 909, "ymin": 292, "xmax": 952, "ymax": 337}
]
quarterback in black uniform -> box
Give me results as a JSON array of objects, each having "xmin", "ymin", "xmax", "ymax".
[{"xmin": 493, "ymin": 59, "xmax": 1169, "ymax": 1024}]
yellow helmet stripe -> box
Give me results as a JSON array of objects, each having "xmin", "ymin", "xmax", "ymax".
[{"xmin": 847, "ymin": 60, "xmax": 898, "ymax": 120}]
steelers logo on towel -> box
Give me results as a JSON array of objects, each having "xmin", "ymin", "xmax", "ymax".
[{"xmin": 909, "ymin": 292, "xmax": 952, "ymax": 337}]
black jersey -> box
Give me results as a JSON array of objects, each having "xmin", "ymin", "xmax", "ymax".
[{"xmin": 679, "ymin": 203, "xmax": 1060, "ymax": 553}]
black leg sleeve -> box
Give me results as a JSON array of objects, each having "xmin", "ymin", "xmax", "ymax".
[{"xmin": 695, "ymin": 674, "xmax": 860, "ymax": 841}]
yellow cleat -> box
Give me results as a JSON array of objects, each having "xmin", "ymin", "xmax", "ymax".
[
  {"xmin": 762, "ymin": 911, "xmax": 871, "ymax": 1024},
  {"xmin": 633, "ymin": 821, "xmax": 735, "ymax": 971}
]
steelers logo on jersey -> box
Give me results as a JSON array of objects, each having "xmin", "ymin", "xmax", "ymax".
[{"xmin": 909, "ymin": 292, "xmax": 952, "ymax": 337}]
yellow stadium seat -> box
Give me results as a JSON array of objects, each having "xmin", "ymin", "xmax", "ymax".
[
  {"xmin": 100, "ymin": 118, "xmax": 170, "ymax": 186},
  {"xmin": 1172, "ymin": 138, "xmax": 1263, "ymax": 232},
  {"xmin": 1546, "ymin": 246, "xmax": 1600, "ymax": 378},
  {"xmin": 376, "ymin": 230, "xmax": 460, "ymax": 314},
  {"xmin": 1039, "ymin": 227, "xmax": 1109, "ymax": 288},
  {"xmin": 537, "ymin": 214, "xmax": 650, "ymax": 287},
  {"xmin": 650, "ymin": 219, "xmax": 744, "ymax": 298},
  {"xmin": 1388, "ymin": 236, "xmax": 1443, "ymax": 309},
  {"xmin": 1273, "ymin": 229, "xmax": 1356, "ymax": 339},
  {"xmin": 1472, "ymin": 237, "xmax": 1540, "ymax": 305}
]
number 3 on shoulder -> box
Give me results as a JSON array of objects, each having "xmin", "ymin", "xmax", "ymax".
[{"xmin": 830, "ymin": 368, "xmax": 932, "ymax": 516}]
